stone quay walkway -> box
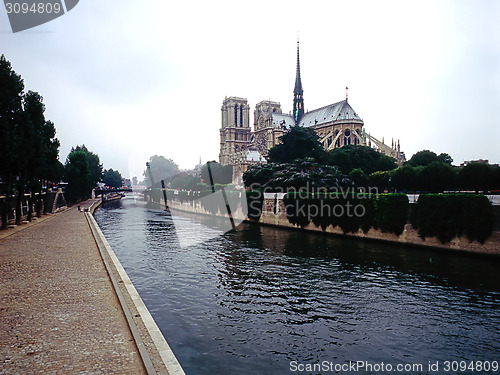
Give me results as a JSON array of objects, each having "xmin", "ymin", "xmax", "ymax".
[{"xmin": 0, "ymin": 201, "xmax": 147, "ymax": 374}]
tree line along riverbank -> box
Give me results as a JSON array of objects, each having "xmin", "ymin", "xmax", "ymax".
[{"xmin": 141, "ymin": 189, "xmax": 500, "ymax": 257}]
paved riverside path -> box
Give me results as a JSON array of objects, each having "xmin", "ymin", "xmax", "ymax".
[{"xmin": 0, "ymin": 202, "xmax": 147, "ymax": 374}]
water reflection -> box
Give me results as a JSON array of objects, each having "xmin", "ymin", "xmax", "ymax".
[{"xmin": 95, "ymin": 196, "xmax": 500, "ymax": 375}]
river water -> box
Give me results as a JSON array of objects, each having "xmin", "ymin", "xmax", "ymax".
[{"xmin": 94, "ymin": 196, "xmax": 500, "ymax": 375}]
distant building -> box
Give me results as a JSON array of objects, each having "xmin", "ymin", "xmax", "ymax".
[
  {"xmin": 194, "ymin": 156, "xmax": 204, "ymax": 177},
  {"xmin": 460, "ymin": 159, "xmax": 498, "ymax": 168},
  {"xmin": 180, "ymin": 157, "xmax": 205, "ymax": 177},
  {"xmin": 219, "ymin": 40, "xmax": 405, "ymax": 176}
]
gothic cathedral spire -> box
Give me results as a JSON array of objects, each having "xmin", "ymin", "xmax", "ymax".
[{"xmin": 293, "ymin": 39, "xmax": 304, "ymax": 125}]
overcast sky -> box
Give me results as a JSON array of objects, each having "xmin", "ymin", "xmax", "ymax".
[{"xmin": 1, "ymin": 0, "xmax": 499, "ymax": 179}]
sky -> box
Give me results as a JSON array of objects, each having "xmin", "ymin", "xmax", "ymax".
[{"xmin": 1, "ymin": 0, "xmax": 499, "ymax": 179}]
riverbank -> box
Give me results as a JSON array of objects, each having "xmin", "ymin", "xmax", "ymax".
[
  {"xmin": 88, "ymin": 199, "xmax": 185, "ymax": 375},
  {"xmin": 162, "ymin": 195, "xmax": 500, "ymax": 257},
  {"xmin": 97, "ymin": 194, "xmax": 500, "ymax": 374},
  {"xmin": 0, "ymin": 200, "xmax": 182, "ymax": 374}
]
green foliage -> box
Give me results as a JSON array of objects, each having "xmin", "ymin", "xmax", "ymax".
[
  {"xmin": 102, "ymin": 168, "xmax": 122, "ymax": 188},
  {"xmin": 242, "ymin": 163, "xmax": 276, "ymax": 188},
  {"xmin": 200, "ymin": 161, "xmax": 233, "ymax": 185},
  {"xmin": 349, "ymin": 168, "xmax": 368, "ymax": 188},
  {"xmin": 392, "ymin": 162, "xmax": 456, "ymax": 193},
  {"xmin": 418, "ymin": 162, "xmax": 456, "ymax": 192},
  {"xmin": 282, "ymin": 192, "xmax": 402, "ymax": 235},
  {"xmin": 22, "ymin": 91, "xmax": 60, "ymax": 181},
  {"xmin": 388, "ymin": 160, "xmax": 498, "ymax": 193},
  {"xmin": 282, "ymin": 192, "xmax": 312, "ymax": 228},
  {"xmin": 246, "ymin": 190, "xmax": 264, "ymax": 220},
  {"xmin": 326, "ymin": 150, "xmax": 352, "ymax": 174},
  {"xmin": 65, "ymin": 150, "xmax": 91, "ymax": 202},
  {"xmin": 495, "ymin": 167, "xmax": 500, "ymax": 191},
  {"xmin": 0, "ymin": 54, "xmax": 24, "ymax": 186},
  {"xmin": 391, "ymin": 165, "xmax": 419, "ymax": 192},
  {"xmin": 326, "ymin": 145, "xmax": 397, "ymax": 174},
  {"xmin": 376, "ymin": 154, "xmax": 400, "ymax": 172},
  {"xmin": 170, "ymin": 173, "xmax": 202, "ymax": 190},
  {"xmin": 243, "ymin": 158, "xmax": 347, "ymax": 192},
  {"xmin": 69, "ymin": 145, "xmax": 102, "ymax": 188},
  {"xmin": 438, "ymin": 153, "xmax": 453, "ymax": 165},
  {"xmin": 267, "ymin": 125, "xmax": 326, "ymax": 163},
  {"xmin": 411, "ymin": 194, "xmax": 493, "ymax": 244},
  {"xmin": 369, "ymin": 160, "xmax": 500, "ymax": 194},
  {"xmin": 0, "ymin": 56, "xmax": 60, "ymax": 226},
  {"xmin": 368, "ymin": 171, "xmax": 391, "ymax": 191},
  {"xmin": 281, "ymin": 192, "xmax": 493, "ymax": 242},
  {"xmin": 406, "ymin": 150, "xmax": 438, "ymax": 167},
  {"xmin": 458, "ymin": 162, "xmax": 496, "ymax": 192},
  {"xmin": 406, "ymin": 149, "xmax": 453, "ymax": 167},
  {"xmin": 373, "ymin": 194, "xmax": 409, "ymax": 235},
  {"xmin": 64, "ymin": 145, "xmax": 102, "ymax": 203},
  {"xmin": 143, "ymin": 155, "xmax": 179, "ymax": 187}
]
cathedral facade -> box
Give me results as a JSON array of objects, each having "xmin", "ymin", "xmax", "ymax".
[
  {"xmin": 219, "ymin": 41, "xmax": 403, "ymax": 172},
  {"xmin": 219, "ymin": 97, "xmax": 251, "ymax": 165}
]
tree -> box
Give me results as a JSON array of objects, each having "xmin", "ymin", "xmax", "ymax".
[
  {"xmin": 391, "ymin": 165, "xmax": 420, "ymax": 192},
  {"xmin": 102, "ymin": 169, "xmax": 123, "ymax": 188},
  {"xmin": 64, "ymin": 145, "xmax": 102, "ymax": 203},
  {"xmin": 0, "ymin": 56, "xmax": 60, "ymax": 226},
  {"xmin": 242, "ymin": 163, "xmax": 276, "ymax": 188},
  {"xmin": 201, "ymin": 161, "xmax": 233, "ymax": 185},
  {"xmin": 419, "ymin": 162, "xmax": 456, "ymax": 192},
  {"xmin": 437, "ymin": 153, "xmax": 453, "ymax": 165},
  {"xmin": 0, "ymin": 54, "xmax": 24, "ymax": 228},
  {"xmin": 170, "ymin": 173, "xmax": 202, "ymax": 190},
  {"xmin": 267, "ymin": 125, "xmax": 326, "ymax": 163},
  {"xmin": 325, "ymin": 149, "xmax": 352, "ymax": 174},
  {"xmin": 65, "ymin": 150, "xmax": 92, "ymax": 203},
  {"xmin": 375, "ymin": 154, "xmax": 399, "ymax": 172},
  {"xmin": 349, "ymin": 168, "xmax": 369, "ymax": 188},
  {"xmin": 70, "ymin": 145, "xmax": 102, "ymax": 188},
  {"xmin": 143, "ymin": 155, "xmax": 179, "ymax": 187},
  {"xmin": 243, "ymin": 158, "xmax": 346, "ymax": 192},
  {"xmin": 494, "ymin": 167, "xmax": 500, "ymax": 191},
  {"xmin": 21, "ymin": 91, "xmax": 60, "ymax": 220},
  {"xmin": 406, "ymin": 150, "xmax": 453, "ymax": 167},
  {"xmin": 326, "ymin": 145, "xmax": 397, "ymax": 174},
  {"xmin": 368, "ymin": 171, "xmax": 391, "ymax": 192},
  {"xmin": 458, "ymin": 162, "xmax": 495, "ymax": 193}
]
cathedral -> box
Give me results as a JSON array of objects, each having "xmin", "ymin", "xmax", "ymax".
[{"xmin": 219, "ymin": 41, "xmax": 404, "ymax": 177}]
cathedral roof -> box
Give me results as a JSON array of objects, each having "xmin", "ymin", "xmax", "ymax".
[
  {"xmin": 271, "ymin": 113, "xmax": 295, "ymax": 129},
  {"xmin": 298, "ymin": 99, "xmax": 362, "ymax": 127}
]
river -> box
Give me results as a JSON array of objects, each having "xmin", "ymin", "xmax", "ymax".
[{"xmin": 94, "ymin": 195, "xmax": 500, "ymax": 375}]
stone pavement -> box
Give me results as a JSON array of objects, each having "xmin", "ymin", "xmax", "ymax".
[{"xmin": 0, "ymin": 201, "xmax": 147, "ymax": 374}]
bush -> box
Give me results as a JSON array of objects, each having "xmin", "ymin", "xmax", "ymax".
[
  {"xmin": 411, "ymin": 194, "xmax": 493, "ymax": 243},
  {"xmin": 373, "ymin": 194, "xmax": 409, "ymax": 235},
  {"xmin": 282, "ymin": 191, "xmax": 391, "ymax": 234},
  {"xmin": 246, "ymin": 190, "xmax": 264, "ymax": 220}
]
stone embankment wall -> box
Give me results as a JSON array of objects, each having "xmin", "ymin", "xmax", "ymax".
[{"xmin": 164, "ymin": 193, "xmax": 500, "ymax": 257}]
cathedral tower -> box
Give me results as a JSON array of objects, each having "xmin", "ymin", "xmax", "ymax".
[
  {"xmin": 219, "ymin": 97, "xmax": 251, "ymax": 165},
  {"xmin": 293, "ymin": 40, "xmax": 304, "ymax": 124}
]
